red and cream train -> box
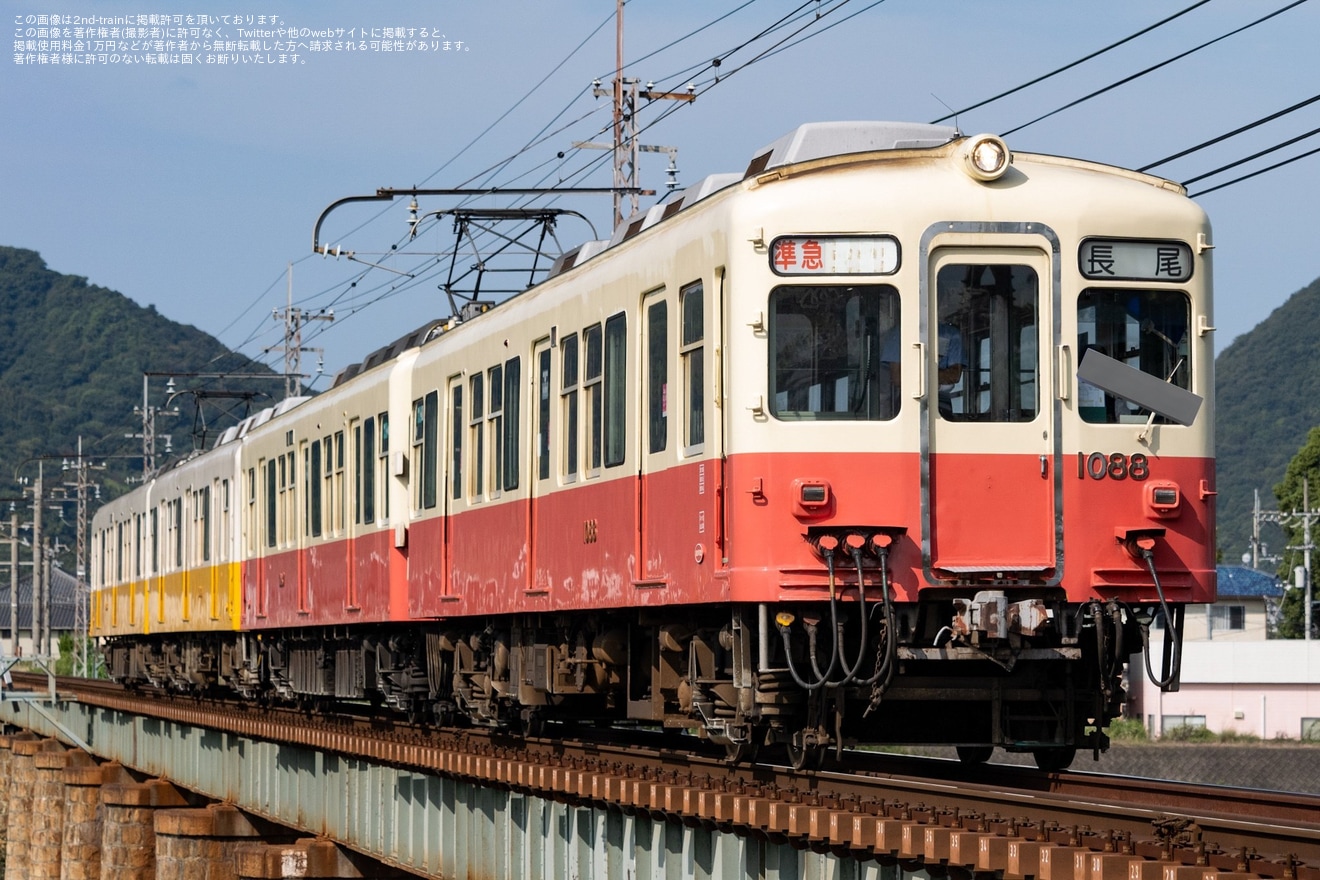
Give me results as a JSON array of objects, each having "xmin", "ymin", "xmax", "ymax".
[{"xmin": 91, "ymin": 122, "xmax": 1215, "ymax": 769}]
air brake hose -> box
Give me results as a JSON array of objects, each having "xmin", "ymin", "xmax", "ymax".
[
  {"xmin": 1137, "ymin": 545, "xmax": 1183, "ymax": 690},
  {"xmin": 858, "ymin": 541, "xmax": 897, "ymax": 689},
  {"xmin": 835, "ymin": 546, "xmax": 870, "ymax": 684},
  {"xmin": 777, "ymin": 547, "xmax": 842, "ymax": 691}
]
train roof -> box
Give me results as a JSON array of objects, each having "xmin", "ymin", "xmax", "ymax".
[
  {"xmin": 321, "ymin": 120, "xmax": 1187, "ymax": 396},
  {"xmin": 332, "ymin": 319, "xmax": 449, "ymax": 388},
  {"xmin": 744, "ymin": 121, "xmax": 958, "ymax": 175}
]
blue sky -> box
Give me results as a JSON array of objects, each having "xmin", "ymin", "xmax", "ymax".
[{"xmin": 4, "ymin": 0, "xmax": 1319, "ymax": 387}]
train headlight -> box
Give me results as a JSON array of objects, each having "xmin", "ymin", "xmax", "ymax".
[{"xmin": 961, "ymin": 133, "xmax": 1011, "ymax": 182}]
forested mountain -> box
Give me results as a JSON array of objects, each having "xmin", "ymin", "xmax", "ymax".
[
  {"xmin": 0, "ymin": 246, "xmax": 274, "ymax": 566},
  {"xmin": 1215, "ymin": 275, "xmax": 1320, "ymax": 564}
]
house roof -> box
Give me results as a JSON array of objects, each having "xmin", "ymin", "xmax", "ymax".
[
  {"xmin": 1216, "ymin": 565, "xmax": 1286, "ymax": 599},
  {"xmin": 0, "ymin": 564, "xmax": 79, "ymax": 631}
]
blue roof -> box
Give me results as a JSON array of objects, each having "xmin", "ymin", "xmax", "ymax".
[{"xmin": 1216, "ymin": 565, "xmax": 1286, "ymax": 598}]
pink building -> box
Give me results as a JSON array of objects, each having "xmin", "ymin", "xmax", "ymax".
[{"xmin": 1127, "ymin": 566, "xmax": 1319, "ymax": 740}]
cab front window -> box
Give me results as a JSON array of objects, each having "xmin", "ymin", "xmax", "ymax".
[
  {"xmin": 768, "ymin": 284, "xmax": 900, "ymax": 420},
  {"xmin": 1077, "ymin": 290, "xmax": 1190, "ymax": 424}
]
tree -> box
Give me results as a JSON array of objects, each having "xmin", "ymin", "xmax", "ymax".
[{"xmin": 1272, "ymin": 426, "xmax": 1320, "ymax": 638}]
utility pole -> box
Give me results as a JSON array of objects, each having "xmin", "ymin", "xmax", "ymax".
[
  {"xmin": 1306, "ymin": 479, "xmax": 1314, "ymax": 642},
  {"xmin": 1255, "ymin": 481, "xmax": 1317, "ymax": 640},
  {"xmin": 41, "ymin": 534, "xmax": 51, "ymax": 658},
  {"xmin": 64, "ymin": 437, "xmax": 101, "ymax": 677},
  {"xmin": 266, "ymin": 263, "xmax": 332, "ymax": 400},
  {"xmin": 576, "ymin": 0, "xmax": 689, "ymax": 230},
  {"xmin": 5, "ymin": 507, "xmax": 17, "ymax": 657},
  {"xmin": 26, "ymin": 462, "xmax": 43, "ymax": 658},
  {"xmin": 130, "ymin": 374, "xmax": 180, "ymax": 478}
]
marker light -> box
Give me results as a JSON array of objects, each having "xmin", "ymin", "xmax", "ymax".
[
  {"xmin": 961, "ymin": 133, "xmax": 1012, "ymax": 182},
  {"xmin": 1145, "ymin": 482, "xmax": 1182, "ymax": 518},
  {"xmin": 792, "ymin": 479, "xmax": 832, "ymax": 517}
]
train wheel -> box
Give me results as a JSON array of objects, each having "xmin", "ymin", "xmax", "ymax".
[
  {"xmin": 719, "ymin": 738, "xmax": 758, "ymax": 765},
  {"xmin": 786, "ymin": 730, "xmax": 825, "ymax": 772},
  {"xmin": 1031, "ymin": 747, "xmax": 1076, "ymax": 772},
  {"xmin": 955, "ymin": 745, "xmax": 994, "ymax": 765},
  {"xmin": 519, "ymin": 708, "xmax": 546, "ymax": 738}
]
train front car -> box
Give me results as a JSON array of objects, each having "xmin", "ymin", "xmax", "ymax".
[{"xmin": 716, "ymin": 123, "xmax": 1214, "ymax": 769}]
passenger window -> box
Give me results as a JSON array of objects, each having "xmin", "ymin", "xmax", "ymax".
[
  {"xmin": 584, "ymin": 325, "xmax": 603, "ymax": 473},
  {"xmin": 769, "ymin": 284, "xmax": 900, "ymax": 420},
  {"xmin": 362, "ymin": 418, "xmax": 375, "ymax": 523},
  {"xmin": 310, "ymin": 441, "xmax": 322, "ymax": 537},
  {"xmin": 450, "ymin": 383, "xmax": 464, "ymax": 502},
  {"xmin": 1077, "ymin": 290, "xmax": 1190, "ymax": 424},
  {"xmin": 412, "ymin": 399, "xmax": 425, "ymax": 510},
  {"xmin": 538, "ymin": 348, "xmax": 552, "ymax": 482},
  {"xmin": 265, "ymin": 460, "xmax": 277, "ymax": 549},
  {"xmin": 647, "ymin": 300, "xmax": 667, "ymax": 455},
  {"xmin": 469, "ymin": 374, "xmax": 484, "ymax": 499},
  {"xmin": 681, "ymin": 281, "xmax": 704, "ymax": 451},
  {"xmin": 422, "ymin": 391, "xmax": 438, "ymax": 509},
  {"xmin": 488, "ymin": 364, "xmax": 503, "ymax": 498},
  {"xmin": 561, "ymin": 334, "xmax": 580, "ymax": 481},
  {"xmin": 378, "ymin": 412, "xmax": 390, "ymax": 519},
  {"xmin": 502, "ymin": 356, "xmax": 520, "ymax": 491},
  {"xmin": 937, "ymin": 264, "xmax": 1039, "ymax": 423},
  {"xmin": 604, "ymin": 313, "xmax": 627, "ymax": 467}
]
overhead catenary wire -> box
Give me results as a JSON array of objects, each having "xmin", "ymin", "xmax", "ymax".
[
  {"xmin": 1189, "ymin": 142, "xmax": 1320, "ymax": 197},
  {"xmin": 237, "ymin": 0, "xmax": 1318, "ymax": 373},
  {"xmin": 999, "ymin": 0, "xmax": 1311, "ymax": 137},
  {"xmin": 930, "ymin": 0, "xmax": 1214, "ymax": 125},
  {"xmin": 1139, "ymin": 92, "xmax": 1320, "ymax": 171},
  {"xmin": 1181, "ymin": 124, "xmax": 1320, "ymax": 186},
  {"xmin": 278, "ymin": 0, "xmax": 872, "ymax": 357}
]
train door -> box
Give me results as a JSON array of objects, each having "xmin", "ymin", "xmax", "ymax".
[
  {"xmin": 297, "ymin": 441, "xmax": 309, "ymax": 613},
  {"xmin": 257, "ymin": 459, "xmax": 271, "ymax": 617},
  {"xmin": 922, "ymin": 238, "xmax": 1062, "ymax": 582},
  {"xmin": 529, "ymin": 339, "xmax": 554, "ymax": 593},
  {"xmin": 443, "ymin": 375, "xmax": 464, "ymax": 599},
  {"xmin": 639, "ymin": 290, "xmax": 669, "ymax": 584}
]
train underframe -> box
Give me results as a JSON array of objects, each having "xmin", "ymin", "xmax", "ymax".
[{"xmin": 102, "ymin": 585, "xmax": 1174, "ymax": 772}]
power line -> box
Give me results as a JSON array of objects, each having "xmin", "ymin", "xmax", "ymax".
[
  {"xmin": 930, "ymin": 0, "xmax": 1213, "ymax": 125},
  {"xmin": 1139, "ymin": 92, "xmax": 1320, "ymax": 171},
  {"xmin": 1000, "ymin": 0, "xmax": 1310, "ymax": 137},
  {"xmin": 284, "ymin": 1, "xmax": 864, "ymax": 341},
  {"xmin": 1182, "ymin": 124, "xmax": 1320, "ymax": 186},
  {"xmin": 1189, "ymin": 141, "xmax": 1320, "ymax": 197}
]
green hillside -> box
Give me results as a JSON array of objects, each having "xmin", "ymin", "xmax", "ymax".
[
  {"xmin": 0, "ymin": 246, "xmax": 275, "ymax": 565},
  {"xmin": 1215, "ymin": 275, "xmax": 1320, "ymax": 564}
]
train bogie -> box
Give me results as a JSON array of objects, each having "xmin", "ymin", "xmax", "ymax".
[{"xmin": 92, "ymin": 122, "xmax": 1214, "ymax": 768}]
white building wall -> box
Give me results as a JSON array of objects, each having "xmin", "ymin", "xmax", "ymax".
[{"xmin": 1180, "ymin": 598, "xmax": 1271, "ymax": 641}]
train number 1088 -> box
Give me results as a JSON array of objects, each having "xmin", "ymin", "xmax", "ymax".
[{"xmin": 1077, "ymin": 451, "xmax": 1149, "ymax": 481}]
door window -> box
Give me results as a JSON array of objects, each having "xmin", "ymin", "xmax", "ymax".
[{"xmin": 936, "ymin": 264, "xmax": 1039, "ymax": 422}]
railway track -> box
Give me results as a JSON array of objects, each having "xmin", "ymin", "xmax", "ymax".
[{"xmin": 17, "ymin": 673, "xmax": 1319, "ymax": 880}]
